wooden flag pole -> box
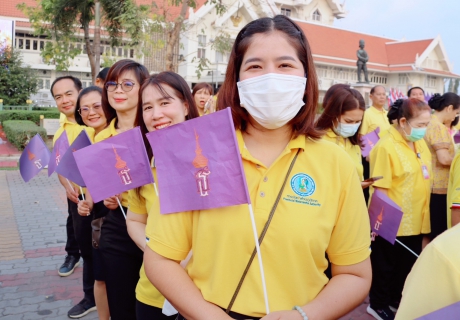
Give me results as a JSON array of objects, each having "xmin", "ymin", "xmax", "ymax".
[
  {"xmin": 395, "ymin": 239, "xmax": 419, "ymax": 257},
  {"xmin": 116, "ymin": 197, "xmax": 127, "ymax": 219},
  {"xmin": 248, "ymin": 203, "xmax": 270, "ymax": 315}
]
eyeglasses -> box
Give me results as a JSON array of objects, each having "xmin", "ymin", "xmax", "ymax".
[
  {"xmin": 78, "ymin": 103, "xmax": 102, "ymax": 115},
  {"xmin": 105, "ymin": 80, "xmax": 136, "ymax": 92}
]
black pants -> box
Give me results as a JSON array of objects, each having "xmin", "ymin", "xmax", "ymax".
[
  {"xmin": 136, "ymin": 300, "xmax": 176, "ymax": 320},
  {"xmin": 369, "ymin": 234, "xmax": 422, "ymax": 309},
  {"xmin": 65, "ymin": 200, "xmax": 80, "ymax": 259},
  {"xmin": 429, "ymin": 193, "xmax": 447, "ymax": 241},
  {"xmin": 68, "ymin": 198, "xmax": 95, "ymax": 303},
  {"xmin": 99, "ymin": 206, "xmax": 143, "ymax": 320},
  {"xmin": 362, "ymin": 156, "xmax": 370, "ymax": 204}
]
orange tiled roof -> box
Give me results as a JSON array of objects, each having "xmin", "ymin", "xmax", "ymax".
[{"xmin": 386, "ymin": 39, "xmax": 433, "ymax": 65}]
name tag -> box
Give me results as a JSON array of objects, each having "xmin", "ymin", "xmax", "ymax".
[{"xmin": 422, "ymin": 165, "xmax": 430, "ymax": 180}]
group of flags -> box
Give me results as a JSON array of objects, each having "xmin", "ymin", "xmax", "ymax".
[{"xmin": 387, "ymin": 88, "xmax": 435, "ymax": 106}]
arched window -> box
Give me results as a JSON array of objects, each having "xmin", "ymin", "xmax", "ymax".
[{"xmin": 312, "ymin": 9, "xmax": 321, "ymax": 21}]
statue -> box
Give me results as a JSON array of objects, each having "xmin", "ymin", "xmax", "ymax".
[{"xmin": 357, "ymin": 39, "xmax": 370, "ymax": 83}]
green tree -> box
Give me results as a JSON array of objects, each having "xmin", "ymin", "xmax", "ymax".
[
  {"xmin": 0, "ymin": 47, "xmax": 39, "ymax": 105},
  {"xmin": 453, "ymin": 79, "xmax": 459, "ymax": 94},
  {"xmin": 18, "ymin": 0, "xmax": 149, "ymax": 83}
]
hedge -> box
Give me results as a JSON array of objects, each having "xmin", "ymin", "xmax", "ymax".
[
  {"xmin": 3, "ymin": 120, "xmax": 47, "ymax": 150},
  {"xmin": 0, "ymin": 110, "xmax": 60, "ymax": 126}
]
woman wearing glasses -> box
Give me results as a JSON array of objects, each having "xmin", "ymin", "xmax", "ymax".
[{"xmin": 89, "ymin": 59, "xmax": 149, "ymax": 319}]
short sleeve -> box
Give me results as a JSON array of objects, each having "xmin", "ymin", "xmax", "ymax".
[
  {"xmin": 425, "ymin": 122, "xmax": 452, "ymax": 151},
  {"xmin": 369, "ymin": 141, "xmax": 393, "ymax": 189},
  {"xmin": 128, "ymin": 189, "xmax": 147, "ymax": 215},
  {"xmin": 395, "ymin": 241, "xmax": 460, "ymax": 319},
  {"xmin": 146, "ymin": 210, "xmax": 194, "ymax": 261},
  {"xmin": 327, "ymin": 168, "xmax": 371, "ymax": 265}
]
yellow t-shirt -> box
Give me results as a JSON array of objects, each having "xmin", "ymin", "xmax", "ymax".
[
  {"xmin": 59, "ymin": 113, "xmax": 66, "ymax": 124},
  {"xmin": 147, "ymin": 130, "xmax": 371, "ymax": 317},
  {"xmin": 423, "ymin": 114, "xmax": 454, "ymax": 194},
  {"xmin": 53, "ymin": 118, "xmax": 94, "ymax": 194},
  {"xmin": 446, "ymin": 152, "xmax": 460, "ymax": 228},
  {"xmin": 127, "ymin": 166, "xmax": 165, "ymax": 309},
  {"xmin": 94, "ymin": 118, "xmax": 129, "ymax": 207},
  {"xmin": 395, "ymin": 223, "xmax": 460, "ymax": 320},
  {"xmin": 360, "ymin": 106, "xmax": 391, "ymax": 136},
  {"xmin": 322, "ymin": 129, "xmax": 364, "ymax": 180},
  {"xmin": 370, "ymin": 126, "xmax": 431, "ymax": 236}
]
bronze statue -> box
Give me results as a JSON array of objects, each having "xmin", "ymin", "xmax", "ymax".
[{"xmin": 357, "ymin": 39, "xmax": 369, "ymax": 83}]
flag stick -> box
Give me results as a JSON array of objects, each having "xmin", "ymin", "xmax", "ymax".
[
  {"xmin": 116, "ymin": 197, "xmax": 127, "ymax": 219},
  {"xmin": 65, "ymin": 178, "xmax": 73, "ymax": 191},
  {"xmin": 247, "ymin": 203, "xmax": 270, "ymax": 314},
  {"xmin": 395, "ymin": 239, "xmax": 419, "ymax": 257},
  {"xmin": 153, "ymin": 182, "xmax": 158, "ymax": 196},
  {"xmin": 79, "ymin": 187, "xmax": 85, "ymax": 201}
]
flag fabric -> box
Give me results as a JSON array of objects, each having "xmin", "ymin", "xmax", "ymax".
[
  {"xmin": 361, "ymin": 127, "xmax": 380, "ymax": 157},
  {"xmin": 368, "ymin": 189, "xmax": 403, "ymax": 244},
  {"xmin": 416, "ymin": 301, "xmax": 460, "ymax": 320},
  {"xmin": 73, "ymin": 127, "xmax": 154, "ymax": 203},
  {"xmin": 48, "ymin": 131, "xmax": 69, "ymax": 176},
  {"xmin": 19, "ymin": 134, "xmax": 51, "ymax": 182},
  {"xmin": 55, "ymin": 129, "xmax": 92, "ymax": 186},
  {"xmin": 146, "ymin": 107, "xmax": 251, "ymax": 214}
]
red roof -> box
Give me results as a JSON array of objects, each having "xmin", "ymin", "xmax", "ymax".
[{"xmin": 386, "ymin": 39, "xmax": 433, "ymax": 65}]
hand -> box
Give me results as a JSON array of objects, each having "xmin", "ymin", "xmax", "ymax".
[
  {"xmin": 78, "ymin": 199, "xmax": 93, "ymax": 216},
  {"xmin": 261, "ymin": 310, "xmax": 303, "ymax": 320},
  {"xmin": 361, "ymin": 180, "xmax": 374, "ymax": 189},
  {"xmin": 65, "ymin": 184, "xmax": 79, "ymax": 204},
  {"xmin": 104, "ymin": 194, "xmax": 122, "ymax": 210}
]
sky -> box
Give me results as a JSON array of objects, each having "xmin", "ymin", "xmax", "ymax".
[{"xmin": 334, "ymin": 0, "xmax": 460, "ymax": 75}]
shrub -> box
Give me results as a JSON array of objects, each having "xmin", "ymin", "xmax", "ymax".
[
  {"xmin": 3, "ymin": 120, "xmax": 47, "ymax": 150},
  {"xmin": 0, "ymin": 110, "xmax": 60, "ymax": 126}
]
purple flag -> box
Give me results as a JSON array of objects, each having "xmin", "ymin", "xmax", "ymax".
[
  {"xmin": 147, "ymin": 108, "xmax": 251, "ymax": 214},
  {"xmin": 416, "ymin": 301, "xmax": 460, "ymax": 320},
  {"xmin": 73, "ymin": 127, "xmax": 154, "ymax": 203},
  {"xmin": 48, "ymin": 132, "xmax": 69, "ymax": 176},
  {"xmin": 19, "ymin": 134, "xmax": 51, "ymax": 182},
  {"xmin": 361, "ymin": 127, "xmax": 380, "ymax": 157},
  {"xmin": 55, "ymin": 129, "xmax": 91, "ymax": 186},
  {"xmin": 454, "ymin": 132, "xmax": 460, "ymax": 144},
  {"xmin": 369, "ymin": 189, "xmax": 403, "ymax": 244}
]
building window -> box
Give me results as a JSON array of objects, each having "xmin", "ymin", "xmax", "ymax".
[
  {"xmin": 45, "ymin": 79, "xmax": 51, "ymax": 89},
  {"xmin": 197, "ymin": 35, "xmax": 206, "ymax": 59},
  {"xmin": 37, "ymin": 79, "xmax": 44, "ymax": 90},
  {"xmin": 281, "ymin": 8, "xmax": 291, "ymax": 17},
  {"xmin": 398, "ymin": 74, "xmax": 408, "ymax": 85},
  {"xmin": 198, "ymin": 35, "xmax": 206, "ymax": 47},
  {"xmin": 317, "ymin": 66, "xmax": 328, "ymax": 78},
  {"xmin": 426, "ymin": 75, "xmax": 437, "ymax": 88},
  {"xmin": 216, "ymin": 51, "xmax": 225, "ymax": 63},
  {"xmin": 197, "ymin": 48, "xmax": 206, "ymax": 59},
  {"xmin": 371, "ymin": 74, "xmax": 388, "ymax": 84},
  {"xmin": 313, "ymin": 9, "xmax": 321, "ymax": 21}
]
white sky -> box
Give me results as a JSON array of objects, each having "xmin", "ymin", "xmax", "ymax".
[{"xmin": 334, "ymin": 0, "xmax": 459, "ymax": 75}]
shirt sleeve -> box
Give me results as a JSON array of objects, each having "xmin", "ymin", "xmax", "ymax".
[
  {"xmin": 395, "ymin": 240, "xmax": 460, "ymax": 319},
  {"xmin": 128, "ymin": 189, "xmax": 147, "ymax": 215},
  {"xmin": 359, "ymin": 113, "xmax": 370, "ymax": 135},
  {"xmin": 369, "ymin": 141, "xmax": 393, "ymax": 189},
  {"xmin": 449, "ymin": 155, "xmax": 460, "ymax": 209},
  {"xmin": 426, "ymin": 122, "xmax": 452, "ymax": 151},
  {"xmin": 327, "ymin": 166, "xmax": 371, "ymax": 265}
]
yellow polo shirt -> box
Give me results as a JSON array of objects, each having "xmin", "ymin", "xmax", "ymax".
[
  {"xmin": 322, "ymin": 129, "xmax": 363, "ymax": 180},
  {"xmin": 424, "ymin": 115, "xmax": 454, "ymax": 194},
  {"xmin": 395, "ymin": 223, "xmax": 460, "ymax": 320},
  {"xmin": 127, "ymin": 166, "xmax": 165, "ymax": 309},
  {"xmin": 146, "ymin": 130, "xmax": 371, "ymax": 317},
  {"xmin": 447, "ymin": 153, "xmax": 460, "ymax": 228},
  {"xmin": 53, "ymin": 118, "xmax": 94, "ymax": 194},
  {"xmin": 360, "ymin": 106, "xmax": 391, "ymax": 136},
  {"xmin": 94, "ymin": 118, "xmax": 129, "ymax": 207},
  {"xmin": 370, "ymin": 126, "xmax": 431, "ymax": 236}
]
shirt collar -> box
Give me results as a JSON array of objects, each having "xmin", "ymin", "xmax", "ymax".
[{"xmin": 325, "ymin": 128, "xmax": 338, "ymax": 138}]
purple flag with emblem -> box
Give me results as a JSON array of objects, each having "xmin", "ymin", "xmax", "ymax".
[
  {"xmin": 416, "ymin": 301, "xmax": 460, "ymax": 319},
  {"xmin": 369, "ymin": 189, "xmax": 403, "ymax": 245},
  {"xmin": 19, "ymin": 134, "xmax": 51, "ymax": 182},
  {"xmin": 48, "ymin": 131, "xmax": 69, "ymax": 176},
  {"xmin": 146, "ymin": 107, "xmax": 250, "ymax": 214},
  {"xmin": 55, "ymin": 129, "xmax": 91, "ymax": 186},
  {"xmin": 73, "ymin": 127, "xmax": 154, "ymax": 203},
  {"xmin": 361, "ymin": 127, "xmax": 380, "ymax": 157}
]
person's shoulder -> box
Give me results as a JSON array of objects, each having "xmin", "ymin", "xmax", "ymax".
[
  {"xmin": 94, "ymin": 126, "xmax": 111, "ymax": 142},
  {"xmin": 306, "ymin": 137, "xmax": 356, "ymax": 168},
  {"xmin": 428, "ymin": 224, "xmax": 460, "ymax": 265}
]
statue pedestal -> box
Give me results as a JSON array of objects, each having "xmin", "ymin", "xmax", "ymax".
[{"xmin": 351, "ymin": 82, "xmax": 375, "ymax": 108}]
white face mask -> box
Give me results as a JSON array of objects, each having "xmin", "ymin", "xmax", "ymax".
[
  {"xmin": 334, "ymin": 121, "xmax": 361, "ymax": 138},
  {"xmin": 237, "ymin": 73, "xmax": 307, "ymax": 129}
]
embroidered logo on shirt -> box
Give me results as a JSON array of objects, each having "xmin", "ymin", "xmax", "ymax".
[{"xmin": 290, "ymin": 173, "xmax": 316, "ymax": 197}]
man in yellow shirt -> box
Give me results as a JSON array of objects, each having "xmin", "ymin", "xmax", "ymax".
[
  {"xmin": 395, "ymin": 223, "xmax": 460, "ymax": 319},
  {"xmin": 51, "ymin": 76, "xmax": 96, "ymax": 318}
]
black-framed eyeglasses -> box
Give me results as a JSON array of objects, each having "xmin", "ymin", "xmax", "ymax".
[{"xmin": 105, "ymin": 80, "xmax": 136, "ymax": 92}]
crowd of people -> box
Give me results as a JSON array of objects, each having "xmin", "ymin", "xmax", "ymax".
[{"xmin": 46, "ymin": 14, "xmax": 460, "ymax": 320}]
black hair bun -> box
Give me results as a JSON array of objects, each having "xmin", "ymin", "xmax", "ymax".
[
  {"xmin": 428, "ymin": 93, "xmax": 443, "ymax": 110},
  {"xmin": 391, "ymin": 99, "xmax": 404, "ymax": 110}
]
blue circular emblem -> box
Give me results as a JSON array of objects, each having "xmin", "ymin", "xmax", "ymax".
[{"xmin": 290, "ymin": 173, "xmax": 316, "ymax": 197}]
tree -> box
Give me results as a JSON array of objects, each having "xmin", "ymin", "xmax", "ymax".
[
  {"xmin": 0, "ymin": 47, "xmax": 39, "ymax": 105},
  {"xmin": 453, "ymin": 79, "xmax": 459, "ymax": 94},
  {"xmin": 18, "ymin": 0, "xmax": 149, "ymax": 83}
]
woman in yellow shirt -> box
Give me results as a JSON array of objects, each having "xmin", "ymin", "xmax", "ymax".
[
  {"xmin": 368, "ymin": 98, "xmax": 432, "ymax": 320},
  {"xmin": 316, "ymin": 83, "xmax": 373, "ymax": 189},
  {"xmin": 424, "ymin": 92, "xmax": 460, "ymax": 241},
  {"xmin": 144, "ymin": 15, "xmax": 371, "ymax": 320},
  {"xmin": 125, "ymin": 71, "xmax": 200, "ymax": 319}
]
